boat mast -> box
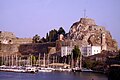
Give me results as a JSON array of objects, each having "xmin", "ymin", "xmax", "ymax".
[
  {"xmin": 43, "ymin": 53, "xmax": 45, "ymax": 67},
  {"xmin": 26, "ymin": 55, "xmax": 29, "ymax": 66},
  {"xmin": 79, "ymin": 55, "xmax": 82, "ymax": 69},
  {"xmin": 4, "ymin": 55, "xmax": 6, "ymax": 65},
  {"xmin": 16, "ymin": 54, "xmax": 18, "ymax": 66},
  {"xmin": 39, "ymin": 53, "xmax": 41, "ymax": 67},
  {"xmin": 6, "ymin": 55, "xmax": 8, "ymax": 66},
  {"xmin": 65, "ymin": 56, "xmax": 66, "ymax": 64},
  {"xmin": 56, "ymin": 56, "xmax": 57, "ymax": 63},
  {"xmin": 8, "ymin": 55, "xmax": 10, "ymax": 66},
  {"xmin": 83, "ymin": 9, "xmax": 86, "ymax": 18},
  {"xmin": 47, "ymin": 54, "xmax": 49, "ymax": 67},
  {"xmin": 12, "ymin": 55, "xmax": 13, "ymax": 66},
  {"xmin": 30, "ymin": 54, "xmax": 32, "ymax": 66},
  {"xmin": 2, "ymin": 53, "xmax": 3, "ymax": 65},
  {"xmin": 53, "ymin": 56, "xmax": 54, "ymax": 68},
  {"xmin": 71, "ymin": 52, "xmax": 74, "ymax": 68},
  {"xmin": 19, "ymin": 56, "xmax": 21, "ymax": 66}
]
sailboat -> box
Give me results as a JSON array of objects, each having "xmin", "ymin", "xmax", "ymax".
[
  {"xmin": 0, "ymin": 54, "xmax": 38, "ymax": 73},
  {"xmin": 38, "ymin": 53, "xmax": 53, "ymax": 72}
]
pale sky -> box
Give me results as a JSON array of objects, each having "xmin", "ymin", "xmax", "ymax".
[{"xmin": 0, "ymin": 0, "xmax": 120, "ymax": 47}]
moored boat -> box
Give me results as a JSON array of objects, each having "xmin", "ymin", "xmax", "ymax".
[
  {"xmin": 0, "ymin": 65, "xmax": 26, "ymax": 73},
  {"xmin": 38, "ymin": 67, "xmax": 54, "ymax": 72},
  {"xmin": 55, "ymin": 68, "xmax": 72, "ymax": 72},
  {"xmin": 25, "ymin": 66, "xmax": 38, "ymax": 73},
  {"xmin": 81, "ymin": 68, "xmax": 93, "ymax": 72},
  {"xmin": 0, "ymin": 65, "xmax": 38, "ymax": 73},
  {"xmin": 72, "ymin": 67, "xmax": 82, "ymax": 72}
]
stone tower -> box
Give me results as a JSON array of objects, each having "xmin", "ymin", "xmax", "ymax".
[{"xmin": 101, "ymin": 33, "xmax": 107, "ymax": 50}]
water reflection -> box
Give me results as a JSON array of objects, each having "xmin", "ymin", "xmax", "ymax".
[{"xmin": 71, "ymin": 72, "xmax": 107, "ymax": 80}]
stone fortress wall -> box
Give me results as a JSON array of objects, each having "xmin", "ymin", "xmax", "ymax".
[
  {"xmin": 0, "ymin": 31, "xmax": 16, "ymax": 39},
  {"xmin": 0, "ymin": 31, "xmax": 32, "ymax": 56},
  {"xmin": 0, "ymin": 31, "xmax": 32, "ymax": 44},
  {"xmin": 12, "ymin": 38, "xmax": 32, "ymax": 44},
  {"xmin": 0, "ymin": 44, "xmax": 19, "ymax": 53},
  {"xmin": 0, "ymin": 31, "xmax": 56, "ymax": 56}
]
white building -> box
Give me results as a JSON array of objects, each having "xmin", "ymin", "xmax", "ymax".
[
  {"xmin": 91, "ymin": 46, "xmax": 101, "ymax": 55},
  {"xmin": 80, "ymin": 45, "xmax": 101, "ymax": 56},
  {"xmin": 81, "ymin": 46, "xmax": 91, "ymax": 56},
  {"xmin": 61, "ymin": 46, "xmax": 73, "ymax": 57},
  {"xmin": 61, "ymin": 45, "xmax": 101, "ymax": 57}
]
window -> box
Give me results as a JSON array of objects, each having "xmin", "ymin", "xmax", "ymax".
[
  {"xmin": 89, "ymin": 53, "xmax": 91, "ymax": 55},
  {"xmin": 89, "ymin": 50, "xmax": 91, "ymax": 52}
]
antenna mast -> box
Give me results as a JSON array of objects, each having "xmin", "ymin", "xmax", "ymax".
[{"xmin": 84, "ymin": 9, "xmax": 86, "ymax": 18}]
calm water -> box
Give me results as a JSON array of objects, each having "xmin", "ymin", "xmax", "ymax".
[{"xmin": 0, "ymin": 71, "xmax": 108, "ymax": 80}]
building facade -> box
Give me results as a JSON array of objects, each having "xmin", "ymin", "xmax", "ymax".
[
  {"xmin": 80, "ymin": 45, "xmax": 101, "ymax": 56},
  {"xmin": 61, "ymin": 46, "xmax": 73, "ymax": 57},
  {"xmin": 61, "ymin": 45, "xmax": 101, "ymax": 57}
]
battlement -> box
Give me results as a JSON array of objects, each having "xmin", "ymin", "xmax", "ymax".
[
  {"xmin": 80, "ymin": 18, "xmax": 96, "ymax": 26},
  {"xmin": 0, "ymin": 31, "xmax": 16, "ymax": 39},
  {"xmin": 12, "ymin": 38, "xmax": 32, "ymax": 44},
  {"xmin": 89, "ymin": 25, "xmax": 105, "ymax": 31},
  {"xmin": 0, "ymin": 31, "xmax": 32, "ymax": 44}
]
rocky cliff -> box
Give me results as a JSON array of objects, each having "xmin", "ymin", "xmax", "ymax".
[{"xmin": 68, "ymin": 18, "xmax": 118, "ymax": 51}]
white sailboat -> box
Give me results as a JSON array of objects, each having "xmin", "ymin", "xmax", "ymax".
[
  {"xmin": 0, "ymin": 54, "xmax": 38, "ymax": 73},
  {"xmin": 38, "ymin": 53, "xmax": 53, "ymax": 72}
]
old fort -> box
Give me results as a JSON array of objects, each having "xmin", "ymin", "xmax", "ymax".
[{"xmin": 0, "ymin": 18, "xmax": 119, "ymax": 67}]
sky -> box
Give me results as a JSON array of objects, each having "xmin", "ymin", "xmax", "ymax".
[{"xmin": 0, "ymin": 0, "xmax": 120, "ymax": 47}]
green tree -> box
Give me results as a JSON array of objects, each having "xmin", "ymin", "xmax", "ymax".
[
  {"xmin": 32, "ymin": 55, "xmax": 36, "ymax": 66},
  {"xmin": 83, "ymin": 59, "xmax": 92, "ymax": 69},
  {"xmin": 91, "ymin": 61, "xmax": 104, "ymax": 70},
  {"xmin": 30, "ymin": 55, "xmax": 36, "ymax": 66},
  {"xmin": 46, "ymin": 33, "xmax": 49, "ymax": 42},
  {"xmin": 32, "ymin": 34, "xmax": 40, "ymax": 43},
  {"xmin": 41, "ymin": 37, "xmax": 46, "ymax": 43},
  {"xmin": 115, "ymin": 49, "xmax": 120, "ymax": 60},
  {"xmin": 58, "ymin": 27, "xmax": 65, "ymax": 36},
  {"xmin": 46, "ymin": 27, "xmax": 66, "ymax": 42},
  {"xmin": 49, "ymin": 29, "xmax": 58, "ymax": 42},
  {"xmin": 72, "ymin": 45, "xmax": 81, "ymax": 67}
]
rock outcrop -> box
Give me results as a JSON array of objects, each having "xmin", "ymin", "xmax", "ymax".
[{"xmin": 68, "ymin": 18, "xmax": 118, "ymax": 51}]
